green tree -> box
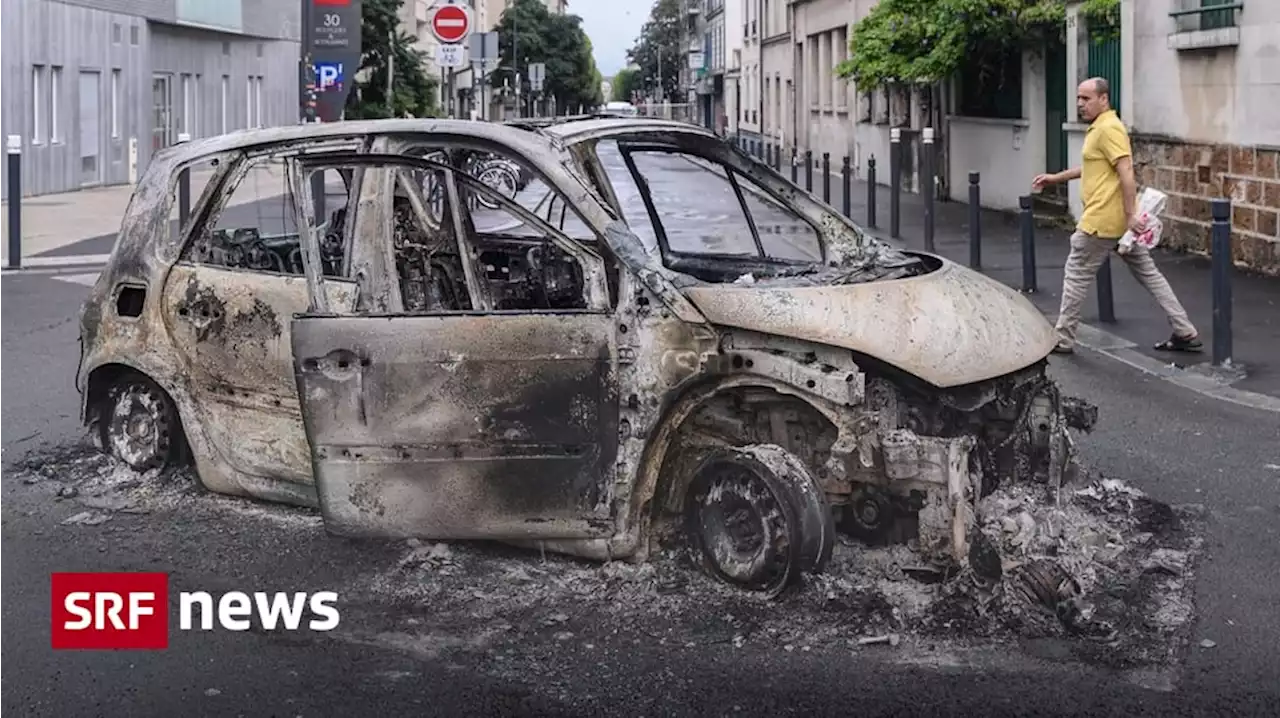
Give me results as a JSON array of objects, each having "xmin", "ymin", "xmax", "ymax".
[
  {"xmin": 344, "ymin": 0, "xmax": 440, "ymax": 119},
  {"xmin": 612, "ymin": 68, "xmax": 642, "ymax": 103},
  {"xmin": 626, "ymin": 0, "xmax": 682, "ymax": 101},
  {"xmin": 835, "ymin": 0, "xmax": 1119, "ymax": 90},
  {"xmin": 494, "ymin": 0, "xmax": 603, "ymax": 114}
]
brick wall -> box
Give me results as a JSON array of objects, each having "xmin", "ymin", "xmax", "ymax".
[{"xmin": 1132, "ymin": 135, "xmax": 1280, "ymax": 276}]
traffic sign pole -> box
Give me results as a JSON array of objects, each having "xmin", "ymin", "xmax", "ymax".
[{"xmin": 430, "ymin": 2, "xmax": 473, "ymax": 119}]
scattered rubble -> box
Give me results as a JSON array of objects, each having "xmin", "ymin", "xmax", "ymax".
[
  {"xmin": 11, "ymin": 445, "xmax": 1205, "ymax": 672},
  {"xmin": 9, "ymin": 444, "xmax": 318, "ymax": 528}
]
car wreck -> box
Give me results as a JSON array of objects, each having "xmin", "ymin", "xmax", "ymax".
[{"xmin": 77, "ymin": 117, "xmax": 1097, "ymax": 597}]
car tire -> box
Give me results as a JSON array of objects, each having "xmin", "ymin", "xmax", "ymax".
[
  {"xmin": 683, "ymin": 444, "xmax": 834, "ymax": 598},
  {"xmin": 99, "ymin": 374, "xmax": 187, "ymax": 473}
]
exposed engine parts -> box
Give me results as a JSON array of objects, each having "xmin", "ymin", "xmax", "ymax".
[{"xmin": 665, "ymin": 354, "xmax": 1098, "ymax": 596}]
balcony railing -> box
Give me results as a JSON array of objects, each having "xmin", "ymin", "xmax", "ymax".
[{"xmin": 1168, "ymin": 1, "xmax": 1243, "ymax": 50}]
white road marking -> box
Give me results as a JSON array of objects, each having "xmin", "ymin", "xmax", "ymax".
[
  {"xmin": 52, "ymin": 272, "xmax": 101, "ymax": 287},
  {"xmin": 1, "ymin": 253, "xmax": 112, "ymax": 268}
]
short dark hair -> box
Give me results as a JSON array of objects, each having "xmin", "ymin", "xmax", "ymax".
[{"xmin": 1090, "ymin": 77, "xmax": 1110, "ymax": 98}]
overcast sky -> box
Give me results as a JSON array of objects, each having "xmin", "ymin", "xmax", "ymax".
[{"xmin": 577, "ymin": 0, "xmax": 651, "ymax": 76}]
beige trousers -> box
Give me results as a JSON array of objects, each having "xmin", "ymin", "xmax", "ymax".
[{"xmin": 1054, "ymin": 231, "xmax": 1198, "ymax": 347}]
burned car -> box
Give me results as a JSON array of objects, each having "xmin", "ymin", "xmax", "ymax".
[{"xmin": 78, "ymin": 118, "xmax": 1092, "ymax": 596}]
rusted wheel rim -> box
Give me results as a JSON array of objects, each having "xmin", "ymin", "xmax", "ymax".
[
  {"xmin": 106, "ymin": 383, "xmax": 173, "ymax": 472},
  {"xmin": 686, "ymin": 459, "xmax": 800, "ymax": 597}
]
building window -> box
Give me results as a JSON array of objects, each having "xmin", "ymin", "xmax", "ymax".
[
  {"xmin": 111, "ymin": 70, "xmax": 121, "ymax": 138},
  {"xmin": 182, "ymin": 74, "xmax": 192, "ymax": 135},
  {"xmin": 221, "ymin": 75, "xmax": 229, "ymax": 133},
  {"xmin": 254, "ymin": 76, "xmax": 264, "ymax": 127},
  {"xmin": 130, "ymin": 25, "xmax": 139, "ymax": 45},
  {"xmin": 32, "ymin": 66, "xmax": 44, "ymax": 144},
  {"xmin": 193, "ymin": 74, "xmax": 201, "ymax": 137},
  {"xmin": 957, "ymin": 47, "xmax": 1023, "ymax": 120},
  {"xmin": 112, "ymin": 23, "xmax": 122, "ymax": 44},
  {"xmin": 246, "ymin": 77, "xmax": 253, "ymax": 127},
  {"xmin": 51, "ymin": 66, "xmax": 63, "ymax": 143}
]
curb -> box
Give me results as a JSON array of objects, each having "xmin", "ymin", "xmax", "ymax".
[{"xmin": 1066, "ymin": 322, "xmax": 1280, "ymax": 414}]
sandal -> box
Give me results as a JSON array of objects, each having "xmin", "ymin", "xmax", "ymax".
[{"xmin": 1154, "ymin": 334, "xmax": 1203, "ymax": 352}]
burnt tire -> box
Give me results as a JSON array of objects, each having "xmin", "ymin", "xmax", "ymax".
[
  {"xmin": 684, "ymin": 444, "xmax": 834, "ymax": 598},
  {"xmin": 99, "ymin": 374, "xmax": 185, "ymax": 473}
]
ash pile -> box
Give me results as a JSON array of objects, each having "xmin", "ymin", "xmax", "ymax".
[{"xmin": 810, "ymin": 474, "xmax": 1206, "ymax": 668}]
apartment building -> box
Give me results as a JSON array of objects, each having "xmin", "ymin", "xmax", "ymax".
[
  {"xmin": 1105, "ymin": 0, "xmax": 1279, "ymax": 272},
  {"xmin": 1, "ymin": 0, "xmax": 302, "ymax": 197},
  {"xmin": 721, "ymin": 1, "xmax": 1277, "ymax": 273}
]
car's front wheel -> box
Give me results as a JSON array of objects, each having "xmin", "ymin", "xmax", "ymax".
[
  {"xmin": 683, "ymin": 444, "xmax": 834, "ymax": 598},
  {"xmin": 100, "ymin": 374, "xmax": 186, "ymax": 473}
]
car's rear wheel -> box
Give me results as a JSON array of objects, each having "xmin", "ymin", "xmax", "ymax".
[
  {"xmin": 684, "ymin": 444, "xmax": 834, "ymax": 598},
  {"xmin": 100, "ymin": 374, "xmax": 185, "ymax": 472}
]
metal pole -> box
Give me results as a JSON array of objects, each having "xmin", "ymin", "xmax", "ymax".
[
  {"xmin": 841, "ymin": 155, "xmax": 851, "ymax": 217},
  {"xmin": 177, "ymin": 132, "xmax": 191, "ymax": 227},
  {"xmin": 968, "ymin": 171, "xmax": 981, "ymax": 269},
  {"xmin": 922, "ymin": 127, "xmax": 935, "ymax": 253},
  {"xmin": 1097, "ymin": 257, "xmax": 1116, "ymax": 323},
  {"xmin": 386, "ymin": 29, "xmax": 395, "ymax": 117},
  {"xmin": 1019, "ymin": 195, "xmax": 1037, "ymax": 293},
  {"xmin": 1211, "ymin": 198, "xmax": 1233, "ymax": 366},
  {"xmin": 791, "ymin": 147, "xmax": 798, "ymax": 184},
  {"xmin": 889, "ymin": 128, "xmax": 901, "ymax": 240},
  {"xmin": 822, "ymin": 152, "xmax": 831, "ymax": 204},
  {"xmin": 6, "ymin": 135, "xmax": 21, "ymax": 270},
  {"xmin": 804, "ymin": 150, "xmax": 813, "ymax": 193},
  {"xmin": 867, "ymin": 155, "xmax": 877, "ymax": 228}
]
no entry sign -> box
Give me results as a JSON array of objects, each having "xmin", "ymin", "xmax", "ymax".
[{"xmin": 431, "ymin": 4, "xmax": 472, "ymax": 44}]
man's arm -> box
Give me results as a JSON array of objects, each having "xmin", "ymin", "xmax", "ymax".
[
  {"xmin": 1032, "ymin": 166, "xmax": 1080, "ymax": 191},
  {"xmin": 1115, "ymin": 155, "xmax": 1139, "ymax": 227},
  {"xmin": 1055, "ymin": 167, "xmax": 1083, "ymax": 183}
]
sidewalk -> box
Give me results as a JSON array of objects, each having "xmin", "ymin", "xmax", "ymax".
[
  {"xmin": 1, "ymin": 166, "xmax": 261, "ymax": 262},
  {"xmin": 827, "ymin": 171, "xmax": 1280, "ymax": 400}
]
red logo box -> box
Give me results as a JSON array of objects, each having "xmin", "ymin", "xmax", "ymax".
[{"xmin": 51, "ymin": 573, "xmax": 169, "ymax": 650}]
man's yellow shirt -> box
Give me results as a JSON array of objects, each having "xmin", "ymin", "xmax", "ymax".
[{"xmin": 1078, "ymin": 109, "xmax": 1130, "ymax": 239}]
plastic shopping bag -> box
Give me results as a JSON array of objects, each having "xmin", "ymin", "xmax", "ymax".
[{"xmin": 1118, "ymin": 187, "xmax": 1169, "ymax": 255}]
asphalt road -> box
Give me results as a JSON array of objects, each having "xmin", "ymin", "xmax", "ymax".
[{"xmin": 4, "ymin": 162, "xmax": 1280, "ymax": 716}]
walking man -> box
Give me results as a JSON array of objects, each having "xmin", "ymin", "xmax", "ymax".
[{"xmin": 1032, "ymin": 77, "xmax": 1201, "ymax": 354}]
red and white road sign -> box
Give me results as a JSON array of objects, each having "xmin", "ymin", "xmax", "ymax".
[{"xmin": 430, "ymin": 4, "xmax": 472, "ymax": 44}]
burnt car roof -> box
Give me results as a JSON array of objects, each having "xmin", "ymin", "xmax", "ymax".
[
  {"xmin": 541, "ymin": 118, "xmax": 720, "ymax": 145},
  {"xmin": 151, "ymin": 119, "xmax": 567, "ymax": 171}
]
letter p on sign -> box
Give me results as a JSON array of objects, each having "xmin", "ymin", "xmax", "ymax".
[{"xmin": 51, "ymin": 573, "xmax": 169, "ymax": 649}]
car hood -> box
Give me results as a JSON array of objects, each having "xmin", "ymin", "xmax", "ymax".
[{"xmin": 682, "ymin": 260, "xmax": 1057, "ymax": 388}]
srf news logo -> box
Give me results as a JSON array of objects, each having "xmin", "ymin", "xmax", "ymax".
[{"xmin": 51, "ymin": 573, "xmax": 340, "ymax": 650}]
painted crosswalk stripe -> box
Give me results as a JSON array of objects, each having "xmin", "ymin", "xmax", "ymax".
[{"xmin": 0, "ymin": 253, "xmax": 112, "ymax": 268}]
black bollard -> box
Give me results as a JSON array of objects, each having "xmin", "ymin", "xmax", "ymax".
[
  {"xmin": 791, "ymin": 147, "xmax": 799, "ymax": 184},
  {"xmin": 889, "ymin": 128, "xmax": 902, "ymax": 240},
  {"xmin": 867, "ymin": 155, "xmax": 877, "ymax": 228},
  {"xmin": 1097, "ymin": 256, "xmax": 1116, "ymax": 323},
  {"xmin": 922, "ymin": 127, "xmax": 936, "ymax": 253},
  {"xmin": 968, "ymin": 171, "xmax": 981, "ymax": 269},
  {"xmin": 1211, "ymin": 198, "xmax": 1233, "ymax": 366},
  {"xmin": 841, "ymin": 156, "xmax": 851, "ymax": 217},
  {"xmin": 6, "ymin": 135, "xmax": 21, "ymax": 270},
  {"xmin": 765, "ymin": 143, "xmax": 773, "ymax": 168},
  {"xmin": 1019, "ymin": 195, "xmax": 1037, "ymax": 293},
  {"xmin": 805, "ymin": 150, "xmax": 813, "ymax": 192},
  {"xmin": 822, "ymin": 152, "xmax": 831, "ymax": 204}
]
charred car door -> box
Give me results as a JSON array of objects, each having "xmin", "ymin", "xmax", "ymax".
[
  {"xmin": 161, "ymin": 148, "xmax": 361, "ymax": 495},
  {"xmin": 286, "ymin": 152, "xmax": 619, "ymax": 540}
]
